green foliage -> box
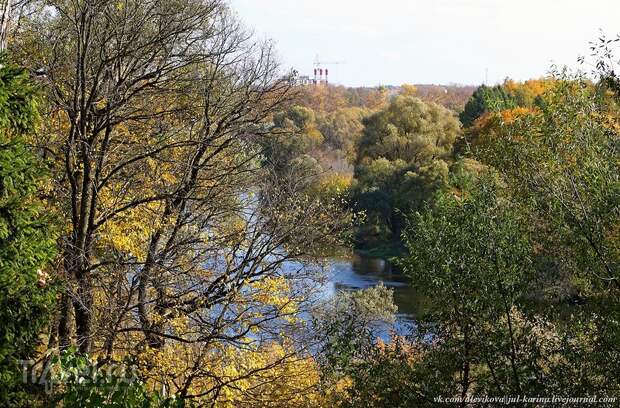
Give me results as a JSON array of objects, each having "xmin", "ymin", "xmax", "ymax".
[
  {"xmin": 351, "ymin": 95, "xmax": 459, "ymax": 244},
  {"xmin": 398, "ymin": 171, "xmax": 553, "ymax": 399},
  {"xmin": 583, "ymin": 33, "xmax": 620, "ymax": 99},
  {"xmin": 51, "ymin": 349, "xmax": 190, "ymax": 408},
  {"xmin": 0, "ymin": 60, "xmax": 57, "ymax": 407},
  {"xmin": 0, "ymin": 59, "xmax": 40, "ymax": 135},
  {"xmin": 334, "ymin": 340, "xmax": 427, "ymax": 408},
  {"xmin": 266, "ymin": 105, "xmax": 325, "ymax": 172},
  {"xmin": 459, "ymin": 84, "xmax": 517, "ymax": 127},
  {"xmin": 376, "ymin": 60, "xmax": 620, "ymax": 404},
  {"xmin": 463, "ymin": 73, "xmax": 620, "ymax": 396},
  {"xmin": 317, "ymin": 107, "xmax": 367, "ymax": 159},
  {"xmin": 357, "ymin": 95, "xmax": 460, "ymax": 164},
  {"xmin": 474, "ymin": 75, "xmax": 619, "ymax": 297}
]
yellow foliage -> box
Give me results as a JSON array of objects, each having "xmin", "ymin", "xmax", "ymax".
[
  {"xmin": 250, "ymin": 276, "xmax": 298, "ymax": 316},
  {"xmin": 503, "ymin": 78, "xmax": 556, "ymax": 106},
  {"xmin": 468, "ymin": 108, "xmax": 536, "ymax": 147},
  {"xmin": 98, "ymin": 192, "xmax": 163, "ymax": 260},
  {"xmin": 138, "ymin": 341, "xmax": 323, "ymax": 407},
  {"xmin": 400, "ymin": 84, "xmax": 418, "ymax": 97},
  {"xmin": 499, "ymin": 107, "xmax": 534, "ymax": 124},
  {"xmin": 315, "ymin": 173, "xmax": 353, "ymax": 198}
]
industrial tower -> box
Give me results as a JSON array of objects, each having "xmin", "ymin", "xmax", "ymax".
[{"xmin": 312, "ymin": 55, "xmax": 343, "ymax": 85}]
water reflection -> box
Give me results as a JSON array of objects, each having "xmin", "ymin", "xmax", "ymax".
[{"xmin": 324, "ymin": 253, "xmax": 424, "ymax": 336}]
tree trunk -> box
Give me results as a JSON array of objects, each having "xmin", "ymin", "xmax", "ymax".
[
  {"xmin": 0, "ymin": 1, "xmax": 10, "ymax": 52},
  {"xmin": 74, "ymin": 270, "xmax": 93, "ymax": 353},
  {"xmin": 58, "ymin": 290, "xmax": 73, "ymax": 350}
]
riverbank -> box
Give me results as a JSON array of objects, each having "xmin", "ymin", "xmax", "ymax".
[{"xmin": 354, "ymin": 240, "xmax": 406, "ymax": 261}]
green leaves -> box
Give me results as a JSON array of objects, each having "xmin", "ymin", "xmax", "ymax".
[
  {"xmin": 0, "ymin": 56, "xmax": 40, "ymax": 136},
  {"xmin": 459, "ymin": 84, "xmax": 519, "ymax": 128},
  {"xmin": 402, "ymin": 170, "xmax": 533, "ymax": 318},
  {"xmin": 474, "ymin": 76, "xmax": 620, "ymax": 295},
  {"xmin": 51, "ymin": 349, "xmax": 190, "ymax": 408},
  {"xmin": 0, "ymin": 60, "xmax": 57, "ymax": 407},
  {"xmin": 398, "ymin": 169, "xmax": 543, "ymax": 396},
  {"xmin": 352, "ymin": 95, "xmax": 460, "ymax": 244},
  {"xmin": 358, "ymin": 95, "xmax": 460, "ymax": 165}
]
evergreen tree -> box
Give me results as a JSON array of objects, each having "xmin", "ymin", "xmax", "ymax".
[{"xmin": 0, "ymin": 60, "xmax": 57, "ymax": 407}]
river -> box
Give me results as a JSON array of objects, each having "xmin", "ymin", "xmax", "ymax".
[{"xmin": 322, "ymin": 253, "xmax": 425, "ymax": 336}]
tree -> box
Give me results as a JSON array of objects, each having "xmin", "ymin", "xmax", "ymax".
[
  {"xmin": 312, "ymin": 285, "xmax": 404, "ymax": 407},
  {"xmin": 469, "ymin": 73, "xmax": 620, "ymax": 393},
  {"xmin": 473, "ymin": 75, "xmax": 619, "ymax": 297},
  {"xmin": 399, "ymin": 51, "xmax": 620, "ymax": 403},
  {"xmin": 313, "ymin": 285, "xmax": 397, "ymax": 376},
  {"xmin": 296, "ymin": 84, "xmax": 348, "ymax": 113},
  {"xmin": 0, "ymin": 59, "xmax": 57, "ymax": 407},
  {"xmin": 580, "ymin": 33, "xmax": 620, "ymax": 99},
  {"xmin": 399, "ymin": 83, "xmax": 417, "ymax": 97},
  {"xmin": 13, "ymin": 1, "xmax": 350, "ymax": 403},
  {"xmin": 0, "ymin": 0, "xmax": 9, "ymax": 51},
  {"xmin": 459, "ymin": 80, "xmax": 555, "ymax": 129},
  {"xmin": 502, "ymin": 78, "xmax": 555, "ymax": 107},
  {"xmin": 413, "ymin": 84, "xmax": 477, "ymax": 113},
  {"xmin": 266, "ymin": 105, "xmax": 325, "ymax": 171},
  {"xmin": 400, "ymin": 170, "xmax": 541, "ymax": 403},
  {"xmin": 459, "ymin": 84, "xmax": 516, "ymax": 127},
  {"xmin": 317, "ymin": 107, "xmax": 367, "ymax": 160},
  {"xmin": 357, "ymin": 95, "xmax": 459, "ymax": 165},
  {"xmin": 352, "ymin": 95, "xmax": 459, "ymax": 245}
]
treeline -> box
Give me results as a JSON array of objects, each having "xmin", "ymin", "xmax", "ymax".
[
  {"xmin": 265, "ymin": 82, "xmax": 476, "ymax": 254},
  {"xmin": 275, "ymin": 77, "xmax": 562, "ymax": 254}
]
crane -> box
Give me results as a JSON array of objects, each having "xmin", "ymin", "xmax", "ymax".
[{"xmin": 313, "ymin": 54, "xmax": 345, "ymax": 67}]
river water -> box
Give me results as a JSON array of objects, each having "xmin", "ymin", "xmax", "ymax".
[{"xmin": 322, "ymin": 253, "xmax": 425, "ymax": 336}]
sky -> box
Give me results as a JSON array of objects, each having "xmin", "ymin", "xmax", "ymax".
[{"xmin": 229, "ymin": 0, "xmax": 620, "ymax": 87}]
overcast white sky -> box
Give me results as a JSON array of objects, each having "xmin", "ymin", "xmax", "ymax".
[{"xmin": 229, "ymin": 0, "xmax": 619, "ymax": 87}]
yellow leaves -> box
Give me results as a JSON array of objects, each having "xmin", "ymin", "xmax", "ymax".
[
  {"xmin": 210, "ymin": 343, "xmax": 321, "ymax": 408},
  {"xmin": 297, "ymin": 83, "xmax": 348, "ymax": 113},
  {"xmin": 95, "ymin": 98, "xmax": 107, "ymax": 110},
  {"xmin": 317, "ymin": 173, "xmax": 352, "ymax": 195},
  {"xmin": 98, "ymin": 192, "xmax": 162, "ymax": 260},
  {"xmin": 334, "ymin": 376, "xmax": 354, "ymax": 394},
  {"xmin": 499, "ymin": 107, "xmax": 534, "ymax": 124},
  {"xmin": 169, "ymin": 315, "xmax": 189, "ymax": 334},
  {"xmin": 503, "ymin": 78, "xmax": 557, "ymax": 105},
  {"xmin": 136, "ymin": 340, "xmax": 323, "ymax": 407},
  {"xmin": 400, "ymin": 83, "xmax": 418, "ymax": 97},
  {"xmin": 595, "ymin": 109, "xmax": 620, "ymax": 136},
  {"xmin": 468, "ymin": 108, "xmax": 537, "ymax": 147},
  {"xmin": 138, "ymin": 344, "xmax": 197, "ymax": 382},
  {"xmin": 160, "ymin": 170, "xmax": 178, "ymax": 185},
  {"xmin": 211, "ymin": 215, "xmax": 248, "ymax": 247},
  {"xmin": 306, "ymin": 127, "xmax": 325, "ymax": 147},
  {"xmin": 250, "ymin": 276, "xmax": 298, "ymax": 316}
]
